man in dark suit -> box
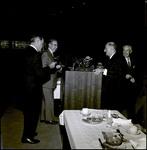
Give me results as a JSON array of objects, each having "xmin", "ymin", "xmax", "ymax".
[
  {"xmin": 122, "ymin": 45, "xmax": 139, "ymax": 122},
  {"xmin": 40, "ymin": 39, "xmax": 62, "ymax": 124},
  {"xmin": 94, "ymin": 42, "xmax": 125, "ymax": 111},
  {"xmin": 21, "ymin": 35, "xmax": 56, "ymax": 144}
]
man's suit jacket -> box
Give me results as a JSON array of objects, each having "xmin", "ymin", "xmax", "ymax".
[
  {"xmin": 103, "ymin": 53, "xmax": 125, "ymax": 94},
  {"xmin": 122, "ymin": 55, "xmax": 137, "ymax": 80},
  {"xmin": 122, "ymin": 55, "xmax": 140, "ymax": 96},
  {"xmin": 42, "ymin": 49, "xmax": 57, "ymax": 89},
  {"xmin": 101, "ymin": 53, "xmax": 126, "ymax": 110},
  {"xmin": 17, "ymin": 46, "xmax": 52, "ymax": 111}
]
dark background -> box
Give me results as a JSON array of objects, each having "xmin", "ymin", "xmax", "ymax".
[
  {"xmin": 1, "ymin": 0, "xmax": 146, "ymax": 117},
  {"xmin": 1, "ymin": 1, "xmax": 145, "ymax": 57}
]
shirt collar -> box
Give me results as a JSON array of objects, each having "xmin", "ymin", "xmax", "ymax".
[
  {"xmin": 125, "ymin": 56, "xmax": 130, "ymax": 61},
  {"xmin": 48, "ymin": 48, "xmax": 53, "ymax": 55},
  {"xmin": 109, "ymin": 52, "xmax": 115, "ymax": 59},
  {"xmin": 30, "ymin": 45, "xmax": 37, "ymax": 51}
]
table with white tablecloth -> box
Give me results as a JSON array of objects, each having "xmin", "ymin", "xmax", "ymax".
[{"xmin": 59, "ymin": 109, "xmax": 146, "ymax": 149}]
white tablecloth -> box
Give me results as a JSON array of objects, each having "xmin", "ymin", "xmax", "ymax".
[{"xmin": 59, "ymin": 109, "xmax": 146, "ymax": 149}]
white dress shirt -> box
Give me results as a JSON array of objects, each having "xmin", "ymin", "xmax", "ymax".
[
  {"xmin": 126, "ymin": 57, "xmax": 131, "ymax": 67},
  {"xmin": 48, "ymin": 48, "xmax": 54, "ymax": 56},
  {"xmin": 30, "ymin": 44, "xmax": 37, "ymax": 51}
]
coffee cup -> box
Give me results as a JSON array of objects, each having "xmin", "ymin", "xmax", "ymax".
[
  {"xmin": 82, "ymin": 108, "xmax": 89, "ymax": 115},
  {"xmin": 129, "ymin": 126, "xmax": 138, "ymax": 135}
]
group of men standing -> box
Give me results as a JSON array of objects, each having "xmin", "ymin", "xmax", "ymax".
[
  {"xmin": 18, "ymin": 35, "xmax": 141, "ymax": 144},
  {"xmin": 94, "ymin": 42, "xmax": 141, "ymax": 123},
  {"xmin": 19, "ymin": 35, "xmax": 61, "ymax": 144}
]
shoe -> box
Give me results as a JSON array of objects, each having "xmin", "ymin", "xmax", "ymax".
[
  {"xmin": 40, "ymin": 120, "xmax": 45, "ymax": 123},
  {"xmin": 45, "ymin": 121, "xmax": 58, "ymax": 125},
  {"xmin": 21, "ymin": 138, "xmax": 40, "ymax": 144},
  {"xmin": 34, "ymin": 132, "xmax": 38, "ymax": 137}
]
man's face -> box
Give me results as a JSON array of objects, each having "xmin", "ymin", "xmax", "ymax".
[
  {"xmin": 49, "ymin": 40, "xmax": 58, "ymax": 53},
  {"xmin": 104, "ymin": 44, "xmax": 112, "ymax": 57},
  {"xmin": 37, "ymin": 38, "xmax": 44, "ymax": 52},
  {"xmin": 123, "ymin": 46, "xmax": 131, "ymax": 58}
]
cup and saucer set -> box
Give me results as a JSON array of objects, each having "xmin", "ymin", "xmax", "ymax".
[{"xmin": 80, "ymin": 108, "xmax": 103, "ymax": 125}]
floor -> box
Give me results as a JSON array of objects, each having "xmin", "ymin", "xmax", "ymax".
[
  {"xmin": 1, "ymin": 95, "xmax": 146, "ymax": 149},
  {"xmin": 1, "ymin": 101, "xmax": 63, "ymax": 149}
]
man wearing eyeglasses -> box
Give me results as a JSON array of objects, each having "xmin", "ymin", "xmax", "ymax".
[{"xmin": 40, "ymin": 39, "xmax": 61, "ymax": 125}]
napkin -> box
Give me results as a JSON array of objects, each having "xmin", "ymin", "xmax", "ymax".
[
  {"xmin": 130, "ymin": 137, "xmax": 146, "ymax": 149},
  {"xmin": 112, "ymin": 118, "xmax": 132, "ymax": 127}
]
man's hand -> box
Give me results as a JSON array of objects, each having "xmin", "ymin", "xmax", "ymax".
[
  {"xmin": 130, "ymin": 77, "xmax": 135, "ymax": 83},
  {"xmin": 125, "ymin": 74, "xmax": 132, "ymax": 79},
  {"xmin": 49, "ymin": 62, "xmax": 57, "ymax": 69},
  {"xmin": 93, "ymin": 68, "xmax": 103, "ymax": 75},
  {"xmin": 56, "ymin": 64, "xmax": 62, "ymax": 69}
]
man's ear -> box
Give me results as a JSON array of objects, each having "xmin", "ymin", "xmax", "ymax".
[
  {"xmin": 129, "ymin": 46, "xmax": 132, "ymax": 54},
  {"xmin": 36, "ymin": 37, "xmax": 40, "ymax": 44},
  {"xmin": 130, "ymin": 49, "xmax": 132, "ymax": 54},
  {"xmin": 48, "ymin": 43, "xmax": 51, "ymax": 48},
  {"xmin": 111, "ymin": 46, "xmax": 115, "ymax": 52}
]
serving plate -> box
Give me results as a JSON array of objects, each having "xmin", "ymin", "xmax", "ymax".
[
  {"xmin": 111, "ymin": 114, "xmax": 124, "ymax": 119},
  {"xmin": 82, "ymin": 116, "xmax": 103, "ymax": 125},
  {"xmin": 102, "ymin": 142, "xmax": 126, "ymax": 149}
]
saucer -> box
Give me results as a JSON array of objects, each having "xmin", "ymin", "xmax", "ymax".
[
  {"xmin": 111, "ymin": 114, "xmax": 124, "ymax": 119},
  {"xmin": 80, "ymin": 111, "xmax": 91, "ymax": 116},
  {"xmin": 126, "ymin": 128, "xmax": 141, "ymax": 135}
]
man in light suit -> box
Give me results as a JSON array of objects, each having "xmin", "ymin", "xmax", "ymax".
[{"xmin": 40, "ymin": 39, "xmax": 61, "ymax": 124}]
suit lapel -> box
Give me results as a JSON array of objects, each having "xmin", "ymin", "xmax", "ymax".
[
  {"xmin": 105, "ymin": 53, "xmax": 117, "ymax": 69},
  {"xmin": 47, "ymin": 50, "xmax": 55, "ymax": 62}
]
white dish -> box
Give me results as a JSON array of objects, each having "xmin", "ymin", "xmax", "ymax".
[
  {"xmin": 126, "ymin": 128, "xmax": 141, "ymax": 135},
  {"xmin": 80, "ymin": 111, "xmax": 91, "ymax": 116}
]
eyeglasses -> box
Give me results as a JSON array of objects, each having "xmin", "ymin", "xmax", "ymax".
[{"xmin": 51, "ymin": 44, "xmax": 58, "ymax": 47}]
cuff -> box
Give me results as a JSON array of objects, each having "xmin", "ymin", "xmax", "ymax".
[{"xmin": 103, "ymin": 69, "xmax": 107, "ymax": 76}]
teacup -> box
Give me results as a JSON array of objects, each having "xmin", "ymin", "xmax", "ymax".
[
  {"xmin": 82, "ymin": 108, "xmax": 89, "ymax": 115},
  {"xmin": 129, "ymin": 126, "xmax": 138, "ymax": 135}
]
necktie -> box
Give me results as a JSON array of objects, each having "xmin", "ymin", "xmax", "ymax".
[{"xmin": 127, "ymin": 58, "xmax": 131, "ymax": 68}]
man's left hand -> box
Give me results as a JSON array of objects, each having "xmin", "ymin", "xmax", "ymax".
[{"xmin": 130, "ymin": 77, "xmax": 135, "ymax": 83}]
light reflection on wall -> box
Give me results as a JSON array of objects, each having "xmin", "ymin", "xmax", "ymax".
[
  {"xmin": 12, "ymin": 41, "xmax": 30, "ymax": 49},
  {"xmin": 0, "ymin": 40, "xmax": 9, "ymax": 49},
  {"xmin": 0, "ymin": 40, "xmax": 30, "ymax": 49}
]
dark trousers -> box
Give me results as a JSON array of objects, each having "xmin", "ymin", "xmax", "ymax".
[
  {"xmin": 123, "ymin": 80, "xmax": 137, "ymax": 122},
  {"xmin": 22, "ymin": 85, "xmax": 42, "ymax": 139},
  {"xmin": 101, "ymin": 85, "xmax": 123, "ymax": 112}
]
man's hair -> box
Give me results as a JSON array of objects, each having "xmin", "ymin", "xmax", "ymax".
[
  {"xmin": 107, "ymin": 42, "xmax": 117, "ymax": 50},
  {"xmin": 123, "ymin": 45, "xmax": 132, "ymax": 53},
  {"xmin": 30, "ymin": 34, "xmax": 43, "ymax": 43},
  {"xmin": 48, "ymin": 38, "xmax": 57, "ymax": 44}
]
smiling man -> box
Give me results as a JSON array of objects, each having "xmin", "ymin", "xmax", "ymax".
[
  {"xmin": 122, "ymin": 45, "xmax": 140, "ymax": 123},
  {"xmin": 40, "ymin": 39, "xmax": 62, "ymax": 125}
]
